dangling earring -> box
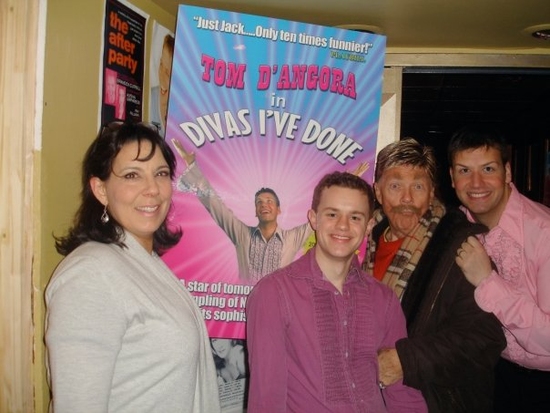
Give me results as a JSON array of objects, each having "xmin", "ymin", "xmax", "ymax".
[{"xmin": 101, "ymin": 205, "xmax": 109, "ymax": 224}]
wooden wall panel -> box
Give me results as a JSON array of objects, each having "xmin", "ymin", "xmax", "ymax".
[{"xmin": 0, "ymin": 0, "xmax": 40, "ymax": 412}]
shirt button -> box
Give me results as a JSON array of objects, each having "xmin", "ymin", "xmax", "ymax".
[
  {"xmin": 345, "ymin": 351, "xmax": 349, "ymax": 358},
  {"xmin": 343, "ymin": 320, "xmax": 348, "ymax": 326},
  {"xmin": 351, "ymin": 382, "xmax": 356, "ymax": 389}
]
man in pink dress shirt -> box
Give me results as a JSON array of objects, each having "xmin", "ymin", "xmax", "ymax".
[
  {"xmin": 449, "ymin": 125, "xmax": 550, "ymax": 412},
  {"xmin": 246, "ymin": 171, "xmax": 427, "ymax": 413}
]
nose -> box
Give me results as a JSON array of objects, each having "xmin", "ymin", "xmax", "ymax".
[
  {"xmin": 401, "ymin": 187, "xmax": 413, "ymax": 204},
  {"xmin": 336, "ymin": 215, "xmax": 350, "ymax": 230},
  {"xmin": 470, "ymin": 171, "xmax": 483, "ymax": 187},
  {"xmin": 143, "ymin": 175, "xmax": 160, "ymax": 196}
]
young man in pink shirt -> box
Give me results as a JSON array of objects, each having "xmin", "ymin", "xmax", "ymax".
[
  {"xmin": 450, "ymin": 126, "xmax": 550, "ymax": 412},
  {"xmin": 246, "ymin": 171, "xmax": 427, "ymax": 413}
]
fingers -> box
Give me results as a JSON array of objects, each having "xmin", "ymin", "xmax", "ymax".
[
  {"xmin": 465, "ymin": 235, "xmax": 483, "ymax": 249},
  {"xmin": 456, "ymin": 236, "xmax": 485, "ymax": 259},
  {"xmin": 171, "ymin": 138, "xmax": 196, "ymax": 165},
  {"xmin": 170, "ymin": 138, "xmax": 185, "ymax": 157}
]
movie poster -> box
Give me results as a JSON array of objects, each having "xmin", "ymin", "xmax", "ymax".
[
  {"xmin": 162, "ymin": 5, "xmax": 385, "ymax": 411},
  {"xmin": 101, "ymin": 0, "xmax": 146, "ymax": 124},
  {"xmin": 148, "ymin": 21, "xmax": 174, "ymax": 136}
]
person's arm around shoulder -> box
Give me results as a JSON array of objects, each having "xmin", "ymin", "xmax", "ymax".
[
  {"xmin": 45, "ymin": 255, "xmax": 127, "ymax": 412},
  {"xmin": 376, "ymin": 285, "xmax": 428, "ymax": 413},
  {"xmin": 246, "ymin": 276, "xmax": 289, "ymax": 413},
  {"xmin": 457, "ymin": 233, "xmax": 550, "ymax": 356}
]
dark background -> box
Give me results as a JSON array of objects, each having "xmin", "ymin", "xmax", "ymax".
[{"xmin": 400, "ymin": 68, "xmax": 550, "ymax": 207}]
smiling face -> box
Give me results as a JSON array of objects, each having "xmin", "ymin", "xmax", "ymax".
[
  {"xmin": 308, "ymin": 185, "xmax": 370, "ymax": 267},
  {"xmin": 211, "ymin": 339, "xmax": 231, "ymax": 359},
  {"xmin": 450, "ymin": 146, "xmax": 511, "ymax": 229},
  {"xmin": 375, "ymin": 165, "xmax": 435, "ymax": 240},
  {"xmin": 90, "ymin": 140, "xmax": 173, "ymax": 252},
  {"xmin": 255, "ymin": 192, "xmax": 281, "ymax": 225}
]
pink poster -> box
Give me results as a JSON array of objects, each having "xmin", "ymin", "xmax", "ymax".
[{"xmin": 163, "ymin": 5, "xmax": 385, "ymax": 343}]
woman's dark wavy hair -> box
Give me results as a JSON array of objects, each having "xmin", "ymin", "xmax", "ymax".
[{"xmin": 55, "ymin": 121, "xmax": 182, "ymax": 256}]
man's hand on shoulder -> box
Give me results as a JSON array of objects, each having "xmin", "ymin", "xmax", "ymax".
[{"xmin": 455, "ymin": 236, "xmax": 493, "ymax": 287}]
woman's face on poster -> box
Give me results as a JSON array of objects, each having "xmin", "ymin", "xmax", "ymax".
[{"xmin": 211, "ymin": 338, "xmax": 231, "ymax": 359}]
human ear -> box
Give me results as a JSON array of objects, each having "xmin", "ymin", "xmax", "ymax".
[
  {"xmin": 307, "ymin": 209, "xmax": 317, "ymax": 230},
  {"xmin": 89, "ymin": 176, "xmax": 108, "ymax": 206},
  {"xmin": 374, "ymin": 183, "xmax": 383, "ymax": 204},
  {"xmin": 449, "ymin": 167, "xmax": 456, "ymax": 188},
  {"xmin": 504, "ymin": 162, "xmax": 512, "ymax": 184}
]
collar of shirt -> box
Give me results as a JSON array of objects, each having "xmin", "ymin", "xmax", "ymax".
[
  {"xmin": 461, "ymin": 183, "xmax": 523, "ymax": 247},
  {"xmin": 252, "ymin": 225, "xmax": 283, "ymax": 242},
  {"xmin": 293, "ymin": 249, "xmax": 363, "ymax": 292}
]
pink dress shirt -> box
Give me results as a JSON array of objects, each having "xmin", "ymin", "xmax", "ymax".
[
  {"xmin": 246, "ymin": 250, "xmax": 427, "ymax": 412},
  {"xmin": 466, "ymin": 183, "xmax": 550, "ymax": 370}
]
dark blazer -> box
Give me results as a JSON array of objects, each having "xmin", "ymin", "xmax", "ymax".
[{"xmin": 371, "ymin": 208, "xmax": 506, "ymax": 413}]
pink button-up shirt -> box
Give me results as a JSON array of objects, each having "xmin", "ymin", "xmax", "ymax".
[
  {"xmin": 466, "ymin": 184, "xmax": 550, "ymax": 370},
  {"xmin": 246, "ymin": 250, "xmax": 427, "ymax": 412}
]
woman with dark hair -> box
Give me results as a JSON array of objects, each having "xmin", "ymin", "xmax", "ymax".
[
  {"xmin": 45, "ymin": 122, "xmax": 220, "ymax": 413},
  {"xmin": 211, "ymin": 338, "xmax": 247, "ymax": 384}
]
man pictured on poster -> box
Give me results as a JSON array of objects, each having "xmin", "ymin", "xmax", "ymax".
[
  {"xmin": 115, "ymin": 85, "xmax": 126, "ymax": 120},
  {"xmin": 104, "ymin": 68, "xmax": 117, "ymax": 105},
  {"xmin": 246, "ymin": 171, "xmax": 427, "ymax": 413},
  {"xmin": 150, "ymin": 32, "xmax": 174, "ymax": 137},
  {"xmin": 172, "ymin": 139, "xmax": 313, "ymax": 282}
]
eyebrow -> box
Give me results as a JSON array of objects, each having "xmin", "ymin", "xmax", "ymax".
[
  {"xmin": 454, "ymin": 160, "xmax": 499, "ymax": 168},
  {"xmin": 324, "ymin": 207, "xmax": 366, "ymax": 216}
]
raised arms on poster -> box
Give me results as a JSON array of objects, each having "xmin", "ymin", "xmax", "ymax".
[
  {"xmin": 349, "ymin": 160, "xmax": 370, "ymax": 177},
  {"xmin": 172, "ymin": 138, "xmax": 369, "ymax": 281},
  {"xmin": 173, "ymin": 139, "xmax": 368, "ymax": 178},
  {"xmin": 172, "ymin": 138, "xmax": 195, "ymax": 166},
  {"xmin": 172, "ymin": 138, "xmax": 313, "ymax": 282}
]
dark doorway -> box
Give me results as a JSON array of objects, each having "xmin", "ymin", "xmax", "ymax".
[{"xmin": 400, "ymin": 68, "xmax": 550, "ymax": 207}]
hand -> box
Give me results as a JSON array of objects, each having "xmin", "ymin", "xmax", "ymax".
[
  {"xmin": 348, "ymin": 161, "xmax": 370, "ymax": 177},
  {"xmin": 455, "ymin": 236, "xmax": 493, "ymax": 287},
  {"xmin": 378, "ymin": 348, "xmax": 403, "ymax": 387},
  {"xmin": 171, "ymin": 138, "xmax": 195, "ymax": 166}
]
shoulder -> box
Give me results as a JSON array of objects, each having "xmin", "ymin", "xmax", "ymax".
[
  {"xmin": 367, "ymin": 273, "xmax": 400, "ymax": 302},
  {"xmin": 46, "ymin": 242, "xmax": 130, "ymax": 299},
  {"xmin": 276, "ymin": 222, "xmax": 312, "ymax": 240},
  {"xmin": 249, "ymin": 268, "xmax": 289, "ymax": 299},
  {"xmin": 434, "ymin": 207, "xmax": 486, "ymax": 242},
  {"xmin": 51, "ymin": 242, "xmax": 120, "ymax": 273},
  {"xmin": 440, "ymin": 207, "xmax": 480, "ymax": 229},
  {"xmin": 354, "ymin": 267, "xmax": 400, "ymax": 305},
  {"xmin": 248, "ymin": 257, "xmax": 306, "ymax": 301},
  {"xmin": 518, "ymin": 192, "xmax": 550, "ymax": 229},
  {"xmin": 500, "ymin": 187, "xmax": 550, "ymax": 241}
]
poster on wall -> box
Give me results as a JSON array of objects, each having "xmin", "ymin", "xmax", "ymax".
[
  {"xmin": 101, "ymin": 0, "xmax": 146, "ymax": 124},
  {"xmin": 162, "ymin": 5, "xmax": 385, "ymax": 411},
  {"xmin": 148, "ymin": 22, "xmax": 174, "ymax": 137}
]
